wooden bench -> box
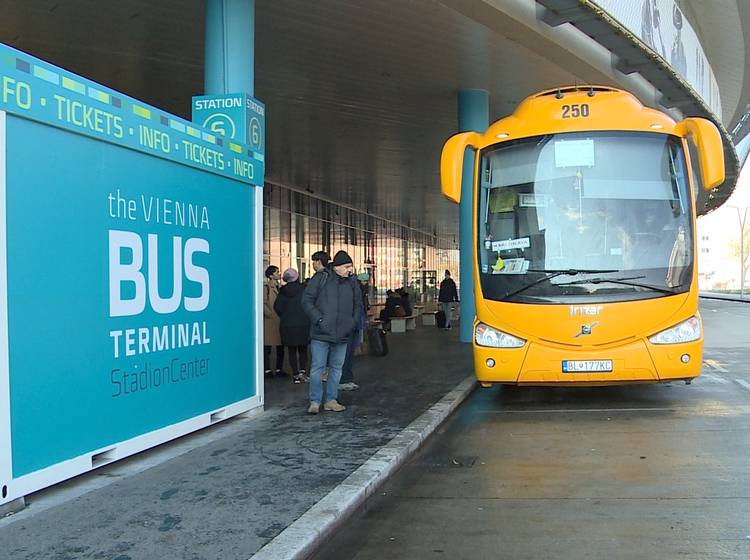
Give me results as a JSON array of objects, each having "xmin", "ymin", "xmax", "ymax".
[
  {"xmin": 421, "ymin": 311, "xmax": 438, "ymax": 326},
  {"xmin": 390, "ymin": 315, "xmax": 417, "ymax": 333},
  {"xmin": 413, "ymin": 305, "xmax": 424, "ymax": 317}
]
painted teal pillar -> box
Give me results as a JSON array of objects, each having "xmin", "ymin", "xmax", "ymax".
[
  {"xmin": 458, "ymin": 90, "xmax": 489, "ymax": 343},
  {"xmin": 202, "ymin": 0, "xmax": 264, "ymax": 402},
  {"xmin": 204, "ymin": 0, "xmax": 255, "ymax": 96}
]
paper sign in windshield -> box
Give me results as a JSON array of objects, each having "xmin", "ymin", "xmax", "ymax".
[
  {"xmin": 492, "ymin": 237, "xmax": 530, "ymax": 252},
  {"xmin": 492, "ymin": 258, "xmax": 529, "ymax": 275},
  {"xmin": 519, "ymin": 193, "xmax": 547, "ymax": 207},
  {"xmin": 554, "ymin": 138, "xmax": 595, "ymax": 168}
]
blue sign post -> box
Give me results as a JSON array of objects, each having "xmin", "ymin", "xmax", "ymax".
[{"xmin": 0, "ymin": 43, "xmax": 264, "ymax": 506}]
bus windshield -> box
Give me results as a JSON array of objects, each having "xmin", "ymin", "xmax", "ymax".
[{"xmin": 478, "ymin": 131, "xmax": 694, "ymax": 303}]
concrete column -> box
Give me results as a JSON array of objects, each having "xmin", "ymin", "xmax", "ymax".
[
  {"xmin": 204, "ymin": 0, "xmax": 255, "ymax": 96},
  {"xmin": 203, "ymin": 0, "xmax": 262, "ymax": 399},
  {"xmin": 457, "ymin": 90, "xmax": 489, "ymax": 343}
]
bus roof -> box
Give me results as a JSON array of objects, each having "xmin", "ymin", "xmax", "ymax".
[{"xmin": 483, "ymin": 85, "xmax": 676, "ymax": 146}]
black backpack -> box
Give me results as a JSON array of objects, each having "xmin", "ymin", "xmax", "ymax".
[{"xmin": 367, "ymin": 326, "xmax": 388, "ymax": 357}]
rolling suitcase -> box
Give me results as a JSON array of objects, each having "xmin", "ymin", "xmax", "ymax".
[
  {"xmin": 367, "ymin": 326, "xmax": 389, "ymax": 357},
  {"xmin": 436, "ymin": 310, "xmax": 447, "ymax": 329}
]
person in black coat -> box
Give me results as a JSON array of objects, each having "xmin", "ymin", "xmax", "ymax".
[
  {"xmin": 274, "ymin": 268, "xmax": 310, "ymax": 383},
  {"xmin": 438, "ymin": 270, "xmax": 459, "ymax": 330},
  {"xmin": 379, "ymin": 290, "xmax": 402, "ymax": 322},
  {"xmin": 396, "ymin": 288, "xmax": 412, "ymax": 316}
]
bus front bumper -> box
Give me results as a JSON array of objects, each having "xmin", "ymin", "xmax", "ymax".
[{"xmin": 474, "ymin": 339, "xmax": 702, "ymax": 386}]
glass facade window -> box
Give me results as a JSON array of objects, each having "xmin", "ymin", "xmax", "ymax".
[{"xmin": 263, "ymin": 183, "xmax": 459, "ymax": 302}]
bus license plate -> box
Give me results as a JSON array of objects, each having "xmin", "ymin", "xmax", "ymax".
[{"xmin": 562, "ymin": 360, "xmax": 613, "ymax": 373}]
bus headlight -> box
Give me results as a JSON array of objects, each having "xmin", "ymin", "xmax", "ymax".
[
  {"xmin": 475, "ymin": 323, "xmax": 525, "ymax": 348},
  {"xmin": 649, "ymin": 317, "xmax": 701, "ymax": 345}
]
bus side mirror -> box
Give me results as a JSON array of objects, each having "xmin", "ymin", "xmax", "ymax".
[
  {"xmin": 440, "ymin": 132, "xmax": 481, "ymax": 204},
  {"xmin": 675, "ymin": 117, "xmax": 725, "ymax": 190}
]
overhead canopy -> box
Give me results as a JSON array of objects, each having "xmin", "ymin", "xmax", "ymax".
[{"xmin": 1, "ymin": 0, "xmax": 744, "ymax": 235}]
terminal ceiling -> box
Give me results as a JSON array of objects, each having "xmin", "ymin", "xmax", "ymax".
[{"xmin": 2, "ymin": 0, "xmax": 634, "ymax": 239}]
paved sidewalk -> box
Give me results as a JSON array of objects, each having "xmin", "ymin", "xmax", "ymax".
[
  {"xmin": 700, "ymin": 291, "xmax": 750, "ymax": 303},
  {"xmin": 1, "ymin": 325, "xmax": 472, "ymax": 560}
]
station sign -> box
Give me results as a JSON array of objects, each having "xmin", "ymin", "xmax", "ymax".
[{"xmin": 192, "ymin": 93, "xmax": 265, "ymax": 175}]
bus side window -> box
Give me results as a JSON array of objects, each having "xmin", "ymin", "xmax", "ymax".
[{"xmin": 686, "ymin": 137, "xmax": 703, "ymax": 201}]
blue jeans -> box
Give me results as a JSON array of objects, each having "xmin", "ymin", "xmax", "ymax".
[
  {"xmin": 340, "ymin": 330, "xmax": 361, "ymax": 384},
  {"xmin": 441, "ymin": 302, "xmax": 453, "ymax": 328},
  {"xmin": 309, "ymin": 339, "xmax": 348, "ymax": 404}
]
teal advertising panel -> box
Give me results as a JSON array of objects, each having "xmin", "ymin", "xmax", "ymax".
[{"xmin": 0, "ymin": 43, "xmax": 263, "ymax": 505}]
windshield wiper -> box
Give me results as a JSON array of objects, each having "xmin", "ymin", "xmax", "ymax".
[
  {"xmin": 500, "ymin": 269, "xmax": 620, "ymax": 301},
  {"xmin": 557, "ymin": 275, "xmax": 679, "ymax": 294},
  {"xmin": 526, "ymin": 269, "xmax": 620, "ymax": 275}
]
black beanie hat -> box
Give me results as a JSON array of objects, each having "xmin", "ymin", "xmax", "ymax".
[{"xmin": 331, "ymin": 250, "xmax": 353, "ymax": 267}]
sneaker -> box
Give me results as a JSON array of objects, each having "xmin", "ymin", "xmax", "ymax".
[
  {"xmin": 264, "ymin": 369, "xmax": 274, "ymax": 377},
  {"xmin": 293, "ymin": 374, "xmax": 303, "ymax": 384},
  {"xmin": 275, "ymin": 369, "xmax": 289, "ymax": 377},
  {"xmin": 307, "ymin": 402, "xmax": 320, "ymax": 414},
  {"xmin": 323, "ymin": 400, "xmax": 346, "ymax": 412},
  {"xmin": 301, "ymin": 374, "xmax": 310, "ymax": 383},
  {"xmin": 339, "ymin": 382, "xmax": 359, "ymax": 391}
]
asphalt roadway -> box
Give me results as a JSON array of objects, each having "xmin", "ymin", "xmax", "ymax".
[{"xmin": 312, "ymin": 299, "xmax": 750, "ymax": 560}]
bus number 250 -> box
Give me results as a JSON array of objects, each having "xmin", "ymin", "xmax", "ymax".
[{"xmin": 561, "ymin": 104, "xmax": 590, "ymax": 118}]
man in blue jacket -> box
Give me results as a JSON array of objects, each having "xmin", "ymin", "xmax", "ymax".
[{"xmin": 302, "ymin": 250, "xmax": 363, "ymax": 414}]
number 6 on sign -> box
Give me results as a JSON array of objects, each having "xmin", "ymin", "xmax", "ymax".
[{"xmin": 249, "ymin": 117, "xmax": 262, "ymax": 151}]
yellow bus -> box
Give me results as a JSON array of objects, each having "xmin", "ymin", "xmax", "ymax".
[{"xmin": 440, "ymin": 86, "xmax": 725, "ymax": 386}]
